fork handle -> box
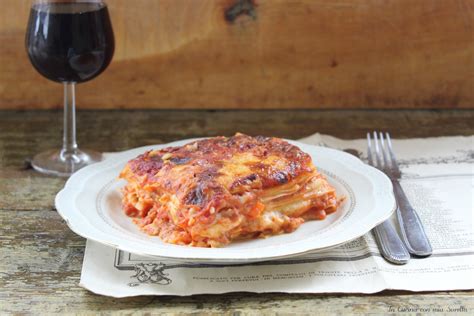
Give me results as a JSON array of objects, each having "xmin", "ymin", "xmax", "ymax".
[
  {"xmin": 372, "ymin": 219, "xmax": 410, "ymax": 264},
  {"xmin": 392, "ymin": 180, "xmax": 433, "ymax": 257}
]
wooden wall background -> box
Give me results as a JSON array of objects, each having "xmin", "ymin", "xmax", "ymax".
[{"xmin": 0, "ymin": 0, "xmax": 473, "ymax": 109}]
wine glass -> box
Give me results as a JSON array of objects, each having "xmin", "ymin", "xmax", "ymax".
[{"xmin": 26, "ymin": 0, "xmax": 114, "ymax": 177}]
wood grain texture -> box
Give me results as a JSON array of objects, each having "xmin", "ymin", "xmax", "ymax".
[
  {"xmin": 1, "ymin": 109, "xmax": 473, "ymax": 314},
  {"xmin": 1, "ymin": 109, "xmax": 474, "ymax": 168},
  {"xmin": 0, "ymin": 0, "xmax": 473, "ymax": 109}
]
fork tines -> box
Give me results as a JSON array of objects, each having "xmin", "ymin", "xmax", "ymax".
[{"xmin": 366, "ymin": 132, "xmax": 401, "ymax": 176}]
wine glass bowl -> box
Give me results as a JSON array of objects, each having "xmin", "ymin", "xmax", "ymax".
[{"xmin": 26, "ymin": 0, "xmax": 114, "ymax": 177}]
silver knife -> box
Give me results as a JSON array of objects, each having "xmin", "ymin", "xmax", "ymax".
[
  {"xmin": 345, "ymin": 148, "xmax": 410, "ymax": 264},
  {"xmin": 381, "ymin": 134, "xmax": 433, "ymax": 257}
]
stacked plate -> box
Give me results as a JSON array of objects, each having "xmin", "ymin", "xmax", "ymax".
[{"xmin": 56, "ymin": 139, "xmax": 395, "ymax": 264}]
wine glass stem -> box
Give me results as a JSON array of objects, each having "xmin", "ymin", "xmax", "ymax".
[{"xmin": 61, "ymin": 82, "xmax": 78, "ymax": 161}]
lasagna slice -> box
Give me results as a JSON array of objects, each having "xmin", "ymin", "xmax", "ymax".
[{"xmin": 119, "ymin": 133, "xmax": 340, "ymax": 247}]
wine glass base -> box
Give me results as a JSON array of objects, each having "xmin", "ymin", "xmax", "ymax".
[{"xmin": 31, "ymin": 149, "xmax": 102, "ymax": 177}]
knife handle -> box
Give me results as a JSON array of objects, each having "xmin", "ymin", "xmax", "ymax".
[
  {"xmin": 392, "ymin": 180, "xmax": 433, "ymax": 257},
  {"xmin": 372, "ymin": 218, "xmax": 410, "ymax": 264}
]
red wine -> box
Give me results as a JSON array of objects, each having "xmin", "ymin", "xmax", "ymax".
[{"xmin": 26, "ymin": 2, "xmax": 114, "ymax": 83}]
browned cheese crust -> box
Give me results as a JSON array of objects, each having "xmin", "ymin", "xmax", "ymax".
[{"xmin": 120, "ymin": 133, "xmax": 339, "ymax": 247}]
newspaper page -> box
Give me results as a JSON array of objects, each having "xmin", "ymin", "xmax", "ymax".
[{"xmin": 80, "ymin": 134, "xmax": 474, "ymax": 297}]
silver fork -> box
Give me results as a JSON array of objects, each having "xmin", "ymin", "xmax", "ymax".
[
  {"xmin": 366, "ymin": 134, "xmax": 410, "ymax": 264},
  {"xmin": 371, "ymin": 132, "xmax": 433, "ymax": 257}
]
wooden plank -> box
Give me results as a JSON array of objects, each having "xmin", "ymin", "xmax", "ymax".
[
  {"xmin": 0, "ymin": 0, "xmax": 473, "ymax": 109},
  {"xmin": 0, "ymin": 109, "xmax": 473, "ymax": 166},
  {"xmin": 1, "ymin": 210, "xmax": 473, "ymax": 314}
]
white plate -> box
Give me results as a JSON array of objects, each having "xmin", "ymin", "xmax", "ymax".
[{"xmin": 55, "ymin": 138, "xmax": 395, "ymax": 263}]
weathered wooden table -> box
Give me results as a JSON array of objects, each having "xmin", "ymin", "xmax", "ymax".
[{"xmin": 1, "ymin": 110, "xmax": 473, "ymax": 314}]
